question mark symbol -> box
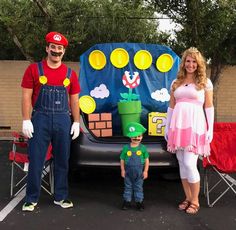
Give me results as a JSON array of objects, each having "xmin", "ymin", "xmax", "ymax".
[{"xmin": 152, "ymin": 116, "xmax": 166, "ymax": 135}]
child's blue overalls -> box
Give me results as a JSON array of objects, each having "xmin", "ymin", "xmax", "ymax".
[
  {"xmin": 26, "ymin": 62, "xmax": 72, "ymax": 203},
  {"xmin": 123, "ymin": 146, "xmax": 144, "ymax": 202}
]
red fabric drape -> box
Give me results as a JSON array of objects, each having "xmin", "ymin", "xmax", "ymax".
[{"xmin": 203, "ymin": 122, "xmax": 236, "ymax": 173}]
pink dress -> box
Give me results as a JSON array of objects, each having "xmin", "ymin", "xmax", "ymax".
[{"xmin": 167, "ymin": 78, "xmax": 213, "ymax": 156}]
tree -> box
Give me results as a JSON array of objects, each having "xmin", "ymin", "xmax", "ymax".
[
  {"xmin": 0, "ymin": 0, "xmax": 49, "ymax": 61},
  {"xmin": 150, "ymin": 0, "xmax": 236, "ymax": 86},
  {"xmin": 0, "ymin": 0, "xmax": 167, "ymax": 61}
]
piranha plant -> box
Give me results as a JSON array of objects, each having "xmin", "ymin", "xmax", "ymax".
[
  {"xmin": 118, "ymin": 71, "xmax": 142, "ymax": 135},
  {"xmin": 120, "ymin": 71, "xmax": 140, "ymax": 102}
]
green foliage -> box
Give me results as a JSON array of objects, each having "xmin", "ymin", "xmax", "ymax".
[
  {"xmin": 2, "ymin": 0, "xmax": 236, "ymax": 87},
  {"xmin": 0, "ymin": 0, "xmax": 49, "ymax": 61},
  {"xmin": 151, "ymin": 0, "xmax": 236, "ymax": 85},
  {"xmin": 0, "ymin": 0, "xmax": 165, "ymax": 61}
]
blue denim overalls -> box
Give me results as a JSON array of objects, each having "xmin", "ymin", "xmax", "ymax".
[
  {"xmin": 123, "ymin": 146, "xmax": 144, "ymax": 202},
  {"xmin": 26, "ymin": 62, "xmax": 72, "ymax": 203}
]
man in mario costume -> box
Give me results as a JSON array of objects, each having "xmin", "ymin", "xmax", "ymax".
[{"xmin": 21, "ymin": 31, "xmax": 80, "ymax": 211}]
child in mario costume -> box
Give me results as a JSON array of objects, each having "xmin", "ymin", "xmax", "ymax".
[
  {"xmin": 120, "ymin": 122, "xmax": 149, "ymax": 211},
  {"xmin": 21, "ymin": 31, "xmax": 80, "ymax": 211}
]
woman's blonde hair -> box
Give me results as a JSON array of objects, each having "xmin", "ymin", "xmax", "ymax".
[{"xmin": 172, "ymin": 47, "xmax": 207, "ymax": 91}]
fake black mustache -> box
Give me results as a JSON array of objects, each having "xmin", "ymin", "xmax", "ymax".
[
  {"xmin": 50, "ymin": 51, "xmax": 63, "ymax": 56},
  {"xmin": 133, "ymin": 138, "xmax": 141, "ymax": 141}
]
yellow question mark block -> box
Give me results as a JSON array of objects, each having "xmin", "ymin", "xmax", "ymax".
[{"xmin": 148, "ymin": 112, "xmax": 167, "ymax": 136}]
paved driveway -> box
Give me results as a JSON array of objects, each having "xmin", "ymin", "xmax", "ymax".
[{"xmin": 0, "ymin": 140, "xmax": 236, "ymax": 230}]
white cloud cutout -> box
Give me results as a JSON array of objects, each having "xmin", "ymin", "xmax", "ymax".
[
  {"xmin": 90, "ymin": 84, "xmax": 110, "ymax": 99},
  {"xmin": 151, "ymin": 88, "xmax": 170, "ymax": 102}
]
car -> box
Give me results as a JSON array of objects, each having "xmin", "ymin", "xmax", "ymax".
[
  {"xmin": 69, "ymin": 113, "xmax": 178, "ymax": 170},
  {"xmin": 69, "ymin": 43, "xmax": 180, "ymax": 172}
]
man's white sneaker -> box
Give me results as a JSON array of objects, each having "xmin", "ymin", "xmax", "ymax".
[
  {"xmin": 54, "ymin": 199, "xmax": 73, "ymax": 208},
  {"xmin": 22, "ymin": 202, "xmax": 37, "ymax": 211}
]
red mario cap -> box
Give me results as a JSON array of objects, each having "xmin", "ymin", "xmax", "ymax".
[{"xmin": 45, "ymin": 32, "xmax": 68, "ymax": 47}]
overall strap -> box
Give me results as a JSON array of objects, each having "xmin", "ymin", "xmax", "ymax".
[
  {"xmin": 37, "ymin": 62, "xmax": 44, "ymax": 76},
  {"xmin": 66, "ymin": 67, "xmax": 72, "ymax": 79},
  {"xmin": 127, "ymin": 144, "xmax": 132, "ymax": 151},
  {"xmin": 128, "ymin": 144, "xmax": 141, "ymax": 151}
]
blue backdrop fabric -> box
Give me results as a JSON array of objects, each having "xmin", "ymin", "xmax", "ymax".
[{"xmin": 79, "ymin": 43, "xmax": 180, "ymax": 134}]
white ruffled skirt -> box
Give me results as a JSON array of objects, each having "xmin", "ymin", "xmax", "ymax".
[{"xmin": 167, "ymin": 99, "xmax": 210, "ymax": 156}]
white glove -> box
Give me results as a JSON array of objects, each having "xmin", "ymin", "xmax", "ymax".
[
  {"xmin": 22, "ymin": 120, "xmax": 34, "ymax": 138},
  {"xmin": 70, "ymin": 122, "xmax": 80, "ymax": 140},
  {"xmin": 206, "ymin": 130, "xmax": 213, "ymax": 143},
  {"xmin": 164, "ymin": 107, "xmax": 173, "ymax": 142},
  {"xmin": 205, "ymin": 107, "xmax": 214, "ymax": 143}
]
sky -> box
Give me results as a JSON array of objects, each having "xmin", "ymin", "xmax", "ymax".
[
  {"xmin": 158, "ymin": 18, "xmax": 176, "ymax": 32},
  {"xmin": 157, "ymin": 15, "xmax": 182, "ymax": 41}
]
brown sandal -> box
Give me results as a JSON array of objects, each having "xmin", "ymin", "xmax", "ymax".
[
  {"xmin": 178, "ymin": 200, "xmax": 190, "ymax": 211},
  {"xmin": 185, "ymin": 203, "xmax": 200, "ymax": 214}
]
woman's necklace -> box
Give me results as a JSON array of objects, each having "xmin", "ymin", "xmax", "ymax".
[{"xmin": 184, "ymin": 78, "xmax": 195, "ymax": 86}]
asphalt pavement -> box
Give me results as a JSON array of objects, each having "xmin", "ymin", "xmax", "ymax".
[{"xmin": 0, "ymin": 140, "xmax": 236, "ymax": 230}]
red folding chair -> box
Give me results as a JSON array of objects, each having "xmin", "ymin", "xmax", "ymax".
[
  {"xmin": 203, "ymin": 122, "xmax": 236, "ymax": 207},
  {"xmin": 9, "ymin": 132, "xmax": 54, "ymax": 197}
]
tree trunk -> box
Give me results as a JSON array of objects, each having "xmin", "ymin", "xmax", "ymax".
[
  {"xmin": 210, "ymin": 57, "xmax": 223, "ymax": 87},
  {"xmin": 7, "ymin": 27, "xmax": 34, "ymax": 62},
  {"xmin": 210, "ymin": 55, "xmax": 224, "ymax": 122},
  {"xmin": 33, "ymin": 0, "xmax": 52, "ymax": 29}
]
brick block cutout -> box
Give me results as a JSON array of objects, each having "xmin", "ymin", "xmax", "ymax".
[
  {"xmin": 148, "ymin": 112, "xmax": 167, "ymax": 136},
  {"xmin": 88, "ymin": 113, "xmax": 113, "ymax": 137}
]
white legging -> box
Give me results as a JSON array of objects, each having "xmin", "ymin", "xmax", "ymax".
[{"xmin": 176, "ymin": 150, "xmax": 200, "ymax": 183}]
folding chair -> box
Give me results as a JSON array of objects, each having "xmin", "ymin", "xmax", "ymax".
[
  {"xmin": 9, "ymin": 132, "xmax": 54, "ymax": 197},
  {"xmin": 203, "ymin": 122, "xmax": 236, "ymax": 207}
]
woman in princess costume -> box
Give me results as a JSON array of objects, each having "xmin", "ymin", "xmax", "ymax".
[{"xmin": 165, "ymin": 47, "xmax": 214, "ymax": 214}]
